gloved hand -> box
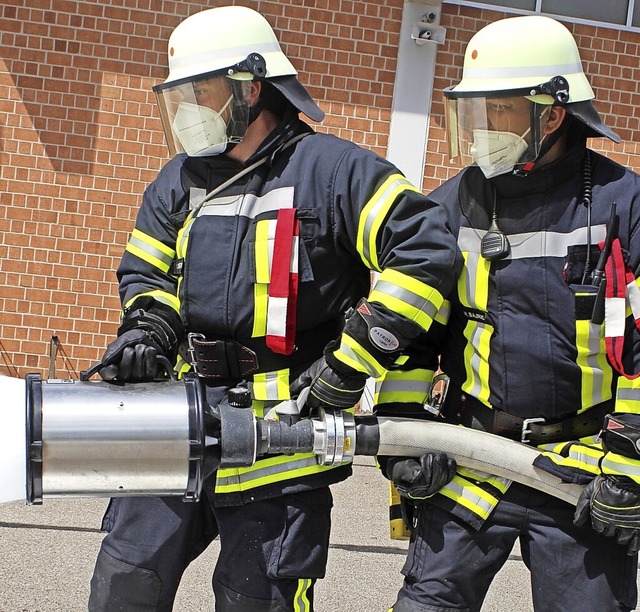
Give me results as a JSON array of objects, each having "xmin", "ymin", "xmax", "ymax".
[
  {"xmin": 99, "ymin": 329, "xmax": 166, "ymax": 382},
  {"xmin": 290, "ymin": 355, "xmax": 367, "ymax": 410},
  {"xmin": 385, "ymin": 453, "xmax": 457, "ymax": 503},
  {"xmin": 98, "ymin": 298, "xmax": 183, "ymax": 383},
  {"xmin": 574, "ymin": 474, "xmax": 640, "ymax": 555}
]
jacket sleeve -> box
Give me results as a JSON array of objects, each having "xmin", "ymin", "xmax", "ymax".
[
  {"xmin": 328, "ymin": 144, "xmax": 462, "ymax": 378},
  {"xmin": 374, "ymin": 300, "xmax": 449, "ymax": 415},
  {"xmin": 115, "ymin": 156, "xmax": 188, "ymax": 316}
]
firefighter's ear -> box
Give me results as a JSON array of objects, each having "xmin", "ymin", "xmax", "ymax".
[
  {"xmin": 249, "ymin": 81, "xmax": 262, "ymax": 107},
  {"xmin": 544, "ymin": 106, "xmax": 567, "ymax": 135}
]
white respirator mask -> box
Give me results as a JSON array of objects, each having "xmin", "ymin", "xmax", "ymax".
[
  {"xmin": 172, "ymin": 95, "xmax": 234, "ymax": 157},
  {"xmin": 469, "ymin": 127, "xmax": 532, "ymax": 179}
]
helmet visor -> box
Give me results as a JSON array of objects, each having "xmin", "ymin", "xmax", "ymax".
[
  {"xmin": 154, "ymin": 74, "xmax": 252, "ymax": 157},
  {"xmin": 445, "ymin": 95, "xmax": 549, "ymax": 174}
]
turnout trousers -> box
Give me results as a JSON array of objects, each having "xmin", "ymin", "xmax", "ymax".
[
  {"xmin": 391, "ymin": 483, "xmax": 638, "ymax": 612},
  {"xmin": 88, "ymin": 486, "xmax": 333, "ymax": 611}
]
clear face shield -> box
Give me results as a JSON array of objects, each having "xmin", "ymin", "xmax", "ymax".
[
  {"xmin": 445, "ymin": 95, "xmax": 551, "ymax": 178},
  {"xmin": 154, "ymin": 73, "xmax": 253, "ymax": 157}
]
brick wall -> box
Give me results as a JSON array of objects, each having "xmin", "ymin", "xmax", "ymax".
[
  {"xmin": 424, "ymin": 4, "xmax": 640, "ymax": 192},
  {"xmin": 1, "ymin": 0, "xmax": 638, "ymax": 378}
]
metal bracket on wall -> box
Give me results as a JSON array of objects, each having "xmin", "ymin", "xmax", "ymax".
[{"xmin": 411, "ymin": 6, "xmax": 447, "ymax": 45}]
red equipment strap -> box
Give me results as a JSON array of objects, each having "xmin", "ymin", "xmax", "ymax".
[
  {"xmin": 266, "ymin": 208, "xmax": 299, "ymax": 355},
  {"xmin": 604, "ymin": 237, "xmax": 640, "ymax": 379}
]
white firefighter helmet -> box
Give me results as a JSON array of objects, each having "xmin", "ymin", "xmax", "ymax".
[
  {"xmin": 153, "ymin": 5, "xmax": 324, "ymax": 157},
  {"xmin": 444, "ymin": 15, "xmax": 619, "ymax": 175},
  {"xmin": 449, "ymin": 15, "xmax": 594, "ymax": 103}
]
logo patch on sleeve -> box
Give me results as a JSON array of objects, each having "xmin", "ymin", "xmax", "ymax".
[{"xmin": 369, "ymin": 327, "xmax": 400, "ymax": 352}]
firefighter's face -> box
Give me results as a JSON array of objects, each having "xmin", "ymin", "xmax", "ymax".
[
  {"xmin": 192, "ymin": 76, "xmax": 233, "ymax": 118},
  {"xmin": 484, "ymin": 96, "xmax": 531, "ymax": 137}
]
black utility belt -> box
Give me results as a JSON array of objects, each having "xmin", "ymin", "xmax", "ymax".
[
  {"xmin": 446, "ymin": 391, "xmax": 611, "ymax": 445},
  {"xmin": 185, "ymin": 318, "xmax": 343, "ymax": 382},
  {"xmin": 188, "ymin": 334, "xmax": 259, "ymax": 380}
]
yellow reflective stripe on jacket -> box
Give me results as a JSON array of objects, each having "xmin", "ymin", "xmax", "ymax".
[
  {"xmin": 616, "ymin": 377, "xmax": 640, "ymax": 413},
  {"xmin": 252, "ymin": 218, "xmax": 273, "ymax": 337},
  {"xmin": 356, "ymin": 173, "xmax": 420, "ymax": 271},
  {"xmin": 125, "ymin": 228, "xmax": 176, "ymax": 273},
  {"xmin": 537, "ymin": 436, "xmax": 603, "ymax": 477},
  {"xmin": 215, "ymin": 452, "xmax": 341, "ymax": 494},
  {"xmin": 459, "ymin": 251, "xmax": 492, "ymax": 404},
  {"xmin": 601, "ymin": 451, "xmax": 640, "ymax": 485},
  {"xmin": 455, "ymin": 466, "xmax": 511, "ymax": 494},
  {"xmin": 334, "ymin": 333, "xmax": 386, "ymax": 378},
  {"xmin": 436, "ymin": 472, "xmax": 509, "ymax": 521},
  {"xmin": 253, "ymin": 283, "xmax": 269, "ymax": 337},
  {"xmin": 374, "ymin": 368, "xmax": 434, "ymax": 404},
  {"xmin": 176, "ymin": 213, "xmax": 195, "ymax": 260},
  {"xmin": 434, "ymin": 299, "xmax": 451, "ymax": 326},
  {"xmin": 369, "ymin": 268, "xmax": 444, "ymax": 332},
  {"xmin": 294, "ymin": 578, "xmax": 312, "ymax": 612},
  {"xmin": 123, "ymin": 290, "xmax": 181, "ymax": 315},
  {"xmin": 252, "ymin": 369, "xmax": 290, "ymax": 401},
  {"xmin": 174, "ymin": 356, "xmax": 192, "ymax": 380},
  {"xmin": 574, "ymin": 297, "xmax": 614, "ymax": 411}
]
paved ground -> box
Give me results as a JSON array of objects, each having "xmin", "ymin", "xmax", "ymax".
[{"xmin": 0, "ymin": 457, "xmax": 548, "ymax": 611}]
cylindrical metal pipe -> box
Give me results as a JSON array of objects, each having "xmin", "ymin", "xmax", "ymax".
[
  {"xmin": 26, "ymin": 374, "xmax": 205, "ymax": 503},
  {"xmin": 1, "ymin": 374, "xmax": 585, "ymax": 507}
]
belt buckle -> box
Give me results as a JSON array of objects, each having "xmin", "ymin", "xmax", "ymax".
[
  {"xmin": 521, "ymin": 417, "xmax": 545, "ymax": 444},
  {"xmin": 187, "ymin": 332, "xmax": 206, "ymax": 376}
]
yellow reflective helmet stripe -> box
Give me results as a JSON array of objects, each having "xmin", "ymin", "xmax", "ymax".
[
  {"xmin": 125, "ymin": 228, "xmax": 176, "ymax": 273},
  {"xmin": 356, "ymin": 173, "xmax": 420, "ymax": 271}
]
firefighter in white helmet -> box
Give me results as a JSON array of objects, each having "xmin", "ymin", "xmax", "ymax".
[
  {"xmin": 87, "ymin": 5, "xmax": 461, "ymax": 611},
  {"xmin": 377, "ymin": 15, "xmax": 640, "ymax": 612}
]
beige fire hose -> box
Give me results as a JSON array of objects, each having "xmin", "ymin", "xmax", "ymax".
[{"xmin": 376, "ymin": 416, "xmax": 583, "ymax": 506}]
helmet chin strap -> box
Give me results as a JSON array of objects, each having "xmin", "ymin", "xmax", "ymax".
[
  {"xmin": 513, "ymin": 105, "xmax": 565, "ymax": 176},
  {"xmin": 248, "ymin": 96, "xmax": 265, "ymax": 125},
  {"xmin": 224, "ymin": 88, "xmax": 264, "ymax": 153}
]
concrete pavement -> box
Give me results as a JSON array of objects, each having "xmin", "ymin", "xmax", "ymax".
[{"xmin": 1, "ymin": 457, "xmax": 542, "ymax": 611}]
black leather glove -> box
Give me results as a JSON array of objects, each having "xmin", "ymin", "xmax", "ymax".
[
  {"xmin": 99, "ymin": 298, "xmax": 183, "ymax": 383},
  {"xmin": 99, "ymin": 329, "xmax": 166, "ymax": 382},
  {"xmin": 574, "ymin": 474, "xmax": 640, "ymax": 555},
  {"xmin": 385, "ymin": 453, "xmax": 457, "ymax": 503},
  {"xmin": 290, "ymin": 355, "xmax": 367, "ymax": 410}
]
